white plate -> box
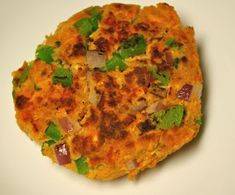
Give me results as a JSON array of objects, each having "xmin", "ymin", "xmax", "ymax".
[{"xmin": 1, "ymin": 0, "xmax": 235, "ymax": 194}]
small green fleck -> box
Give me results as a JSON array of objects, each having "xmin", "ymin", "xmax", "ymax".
[
  {"xmin": 74, "ymin": 18, "xmax": 93, "ymax": 37},
  {"xmin": 119, "ymin": 34, "xmax": 147, "ymax": 59},
  {"xmin": 36, "ymin": 45, "xmax": 54, "ymax": 64},
  {"xmin": 18, "ymin": 61, "xmax": 33, "ymax": 87},
  {"xmin": 52, "ymin": 67, "xmax": 73, "ymax": 87},
  {"xmin": 34, "ymin": 83, "xmax": 41, "ymax": 91},
  {"xmin": 55, "ymin": 41, "xmax": 61, "ymax": 47},
  {"xmin": 195, "ymin": 116, "xmax": 203, "ymax": 126},
  {"xmin": 153, "ymin": 105, "xmax": 185, "ymax": 129},
  {"xmin": 75, "ymin": 157, "xmax": 90, "ymax": 174},
  {"xmin": 74, "ymin": 8, "xmax": 101, "ymax": 37},
  {"xmin": 12, "ymin": 90, "xmax": 16, "ymax": 99},
  {"xmin": 165, "ymin": 38, "xmax": 182, "ymax": 51},
  {"xmin": 103, "ymin": 53, "xmax": 127, "ymax": 71},
  {"xmin": 45, "ymin": 122, "xmax": 61, "ymax": 141},
  {"xmin": 41, "ymin": 140, "xmax": 56, "ymax": 154},
  {"xmin": 155, "ymin": 71, "xmax": 170, "ymax": 86},
  {"xmin": 173, "ymin": 58, "xmax": 180, "ymax": 69}
]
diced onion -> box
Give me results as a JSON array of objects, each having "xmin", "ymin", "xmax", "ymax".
[
  {"xmin": 127, "ymin": 159, "xmax": 137, "ymax": 170},
  {"xmin": 86, "ymin": 51, "xmax": 106, "ymax": 68},
  {"xmin": 55, "ymin": 143, "xmax": 71, "ymax": 165},
  {"xmin": 193, "ymin": 83, "xmax": 203, "ymax": 99}
]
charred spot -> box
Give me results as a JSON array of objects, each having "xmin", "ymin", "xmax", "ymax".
[
  {"xmin": 54, "ymin": 97, "xmax": 75, "ymax": 112},
  {"xmin": 105, "ymin": 27, "xmax": 115, "ymax": 33},
  {"xmin": 15, "ymin": 95, "xmax": 29, "ymax": 109},
  {"xmin": 71, "ymin": 42, "xmax": 86, "ymax": 56},
  {"xmin": 92, "ymin": 70, "xmax": 103, "ymax": 82},
  {"xmin": 125, "ymin": 141, "xmax": 135, "ymax": 148},
  {"xmin": 149, "ymin": 83, "xmax": 167, "ymax": 98},
  {"xmin": 135, "ymin": 22, "xmax": 150, "ymax": 31},
  {"xmin": 107, "ymin": 92, "xmax": 118, "ymax": 107},
  {"xmin": 181, "ymin": 56, "xmax": 188, "ymax": 63},
  {"xmin": 118, "ymin": 30, "xmax": 129, "ymax": 42},
  {"xmin": 151, "ymin": 47, "xmax": 163, "ymax": 58},
  {"xmin": 94, "ymin": 37, "xmax": 109, "ymax": 52},
  {"xmin": 139, "ymin": 132, "xmax": 159, "ymax": 142},
  {"xmin": 72, "ymin": 135, "xmax": 99, "ymax": 155},
  {"xmin": 13, "ymin": 77, "xmax": 20, "ymax": 87},
  {"xmin": 103, "ymin": 12, "xmax": 116, "ymax": 26},
  {"xmin": 99, "ymin": 111, "xmax": 128, "ymax": 140},
  {"xmin": 138, "ymin": 119, "xmax": 156, "ymax": 133},
  {"xmin": 105, "ymin": 75, "xmax": 119, "ymax": 89},
  {"xmin": 41, "ymin": 69, "xmax": 48, "ymax": 76},
  {"xmin": 133, "ymin": 67, "xmax": 151, "ymax": 87}
]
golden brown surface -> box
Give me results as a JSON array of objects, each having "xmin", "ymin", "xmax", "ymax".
[{"xmin": 12, "ymin": 3, "xmax": 203, "ymax": 180}]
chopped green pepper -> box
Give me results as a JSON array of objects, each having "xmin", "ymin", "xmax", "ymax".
[
  {"xmin": 173, "ymin": 58, "xmax": 180, "ymax": 69},
  {"xmin": 165, "ymin": 38, "xmax": 182, "ymax": 50},
  {"xmin": 119, "ymin": 34, "xmax": 147, "ymax": 59},
  {"xmin": 149, "ymin": 66, "xmax": 170, "ymax": 86},
  {"xmin": 52, "ymin": 67, "xmax": 73, "ymax": 87},
  {"xmin": 18, "ymin": 61, "xmax": 33, "ymax": 87},
  {"xmin": 74, "ymin": 18, "xmax": 93, "ymax": 37},
  {"xmin": 75, "ymin": 157, "xmax": 90, "ymax": 174},
  {"xmin": 34, "ymin": 83, "xmax": 41, "ymax": 91},
  {"xmin": 153, "ymin": 105, "xmax": 185, "ymax": 129},
  {"xmin": 45, "ymin": 122, "xmax": 61, "ymax": 141},
  {"xmin": 195, "ymin": 116, "xmax": 203, "ymax": 126},
  {"xmin": 102, "ymin": 53, "xmax": 127, "ymax": 71},
  {"xmin": 74, "ymin": 9, "xmax": 101, "ymax": 37},
  {"xmin": 36, "ymin": 45, "xmax": 54, "ymax": 64}
]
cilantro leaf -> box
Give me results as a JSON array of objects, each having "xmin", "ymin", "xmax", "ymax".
[
  {"xmin": 119, "ymin": 35, "xmax": 147, "ymax": 59},
  {"xmin": 101, "ymin": 53, "xmax": 127, "ymax": 72},
  {"xmin": 74, "ymin": 18, "xmax": 93, "ymax": 37},
  {"xmin": 36, "ymin": 45, "xmax": 54, "ymax": 64},
  {"xmin": 74, "ymin": 8, "xmax": 101, "ymax": 37},
  {"xmin": 45, "ymin": 122, "xmax": 61, "ymax": 141},
  {"xmin": 153, "ymin": 105, "xmax": 185, "ymax": 129},
  {"xmin": 195, "ymin": 116, "xmax": 203, "ymax": 126},
  {"xmin": 52, "ymin": 67, "xmax": 73, "ymax": 87},
  {"xmin": 165, "ymin": 38, "xmax": 182, "ymax": 50},
  {"xmin": 173, "ymin": 58, "xmax": 180, "ymax": 69},
  {"xmin": 75, "ymin": 157, "xmax": 90, "ymax": 174},
  {"xmin": 149, "ymin": 66, "xmax": 170, "ymax": 86},
  {"xmin": 18, "ymin": 61, "xmax": 33, "ymax": 86}
]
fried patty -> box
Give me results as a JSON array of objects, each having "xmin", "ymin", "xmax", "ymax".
[{"xmin": 12, "ymin": 3, "xmax": 203, "ymax": 180}]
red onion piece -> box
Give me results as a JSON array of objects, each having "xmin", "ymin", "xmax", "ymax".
[
  {"xmin": 55, "ymin": 143, "xmax": 71, "ymax": 165},
  {"xmin": 86, "ymin": 51, "xmax": 106, "ymax": 68},
  {"xmin": 58, "ymin": 117, "xmax": 74, "ymax": 133},
  {"xmin": 177, "ymin": 84, "xmax": 193, "ymax": 100}
]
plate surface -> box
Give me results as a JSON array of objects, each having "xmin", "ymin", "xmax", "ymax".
[{"xmin": 1, "ymin": 0, "xmax": 235, "ymax": 195}]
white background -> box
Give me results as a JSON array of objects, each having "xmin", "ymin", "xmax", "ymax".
[{"xmin": 0, "ymin": 0, "xmax": 235, "ymax": 194}]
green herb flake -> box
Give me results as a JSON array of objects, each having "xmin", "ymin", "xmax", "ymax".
[
  {"xmin": 52, "ymin": 67, "xmax": 73, "ymax": 87},
  {"xmin": 74, "ymin": 18, "xmax": 93, "ymax": 37},
  {"xmin": 155, "ymin": 71, "xmax": 170, "ymax": 86},
  {"xmin": 173, "ymin": 58, "xmax": 180, "ymax": 69},
  {"xmin": 41, "ymin": 140, "xmax": 56, "ymax": 154},
  {"xmin": 34, "ymin": 83, "xmax": 41, "ymax": 91},
  {"xmin": 74, "ymin": 8, "xmax": 101, "ymax": 37},
  {"xmin": 36, "ymin": 45, "xmax": 54, "ymax": 64},
  {"xmin": 153, "ymin": 105, "xmax": 185, "ymax": 129},
  {"xmin": 12, "ymin": 90, "xmax": 16, "ymax": 99},
  {"xmin": 119, "ymin": 35, "xmax": 147, "ymax": 59},
  {"xmin": 195, "ymin": 116, "xmax": 203, "ymax": 126},
  {"xmin": 148, "ymin": 66, "xmax": 170, "ymax": 86},
  {"xmin": 45, "ymin": 122, "xmax": 62, "ymax": 141},
  {"xmin": 165, "ymin": 38, "xmax": 183, "ymax": 51},
  {"xmin": 75, "ymin": 157, "xmax": 90, "ymax": 174},
  {"xmin": 102, "ymin": 53, "xmax": 127, "ymax": 72},
  {"xmin": 18, "ymin": 61, "xmax": 33, "ymax": 87}
]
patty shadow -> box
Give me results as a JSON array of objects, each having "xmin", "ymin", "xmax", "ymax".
[{"xmin": 134, "ymin": 40, "xmax": 210, "ymax": 182}]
